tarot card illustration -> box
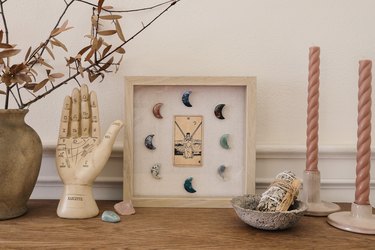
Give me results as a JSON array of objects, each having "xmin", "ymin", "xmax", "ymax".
[{"xmin": 173, "ymin": 115, "xmax": 203, "ymax": 166}]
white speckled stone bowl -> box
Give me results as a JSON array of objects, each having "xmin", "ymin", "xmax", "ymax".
[{"xmin": 231, "ymin": 194, "xmax": 307, "ymax": 230}]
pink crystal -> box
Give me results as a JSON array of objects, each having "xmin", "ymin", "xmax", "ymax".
[{"xmin": 114, "ymin": 200, "xmax": 136, "ymax": 215}]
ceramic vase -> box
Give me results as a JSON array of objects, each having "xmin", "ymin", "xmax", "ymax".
[{"xmin": 0, "ymin": 109, "xmax": 42, "ymax": 220}]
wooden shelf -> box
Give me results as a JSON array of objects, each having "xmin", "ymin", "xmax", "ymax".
[{"xmin": 0, "ymin": 200, "xmax": 373, "ymax": 248}]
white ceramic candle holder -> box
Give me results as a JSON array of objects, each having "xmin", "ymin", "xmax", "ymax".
[
  {"xmin": 303, "ymin": 170, "xmax": 341, "ymax": 216},
  {"xmin": 327, "ymin": 203, "xmax": 375, "ymax": 234}
]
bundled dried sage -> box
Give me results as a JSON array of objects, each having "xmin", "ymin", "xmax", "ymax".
[{"xmin": 256, "ymin": 171, "xmax": 301, "ymax": 212}]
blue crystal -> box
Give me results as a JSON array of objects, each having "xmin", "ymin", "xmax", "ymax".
[{"xmin": 101, "ymin": 210, "xmax": 121, "ymax": 223}]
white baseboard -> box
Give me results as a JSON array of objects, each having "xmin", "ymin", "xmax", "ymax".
[{"xmin": 32, "ymin": 144, "xmax": 375, "ymax": 203}]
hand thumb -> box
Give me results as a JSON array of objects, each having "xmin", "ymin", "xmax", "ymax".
[{"xmin": 93, "ymin": 120, "xmax": 124, "ymax": 168}]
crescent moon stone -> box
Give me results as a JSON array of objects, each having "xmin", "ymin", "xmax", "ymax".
[
  {"xmin": 152, "ymin": 103, "xmax": 163, "ymax": 119},
  {"xmin": 145, "ymin": 134, "xmax": 156, "ymax": 150},
  {"xmin": 184, "ymin": 177, "xmax": 196, "ymax": 193},
  {"xmin": 151, "ymin": 163, "xmax": 162, "ymax": 179},
  {"xmin": 182, "ymin": 90, "xmax": 192, "ymax": 107},
  {"xmin": 217, "ymin": 165, "xmax": 227, "ymax": 180},
  {"xmin": 214, "ymin": 104, "xmax": 226, "ymax": 119},
  {"xmin": 220, "ymin": 134, "xmax": 230, "ymax": 149}
]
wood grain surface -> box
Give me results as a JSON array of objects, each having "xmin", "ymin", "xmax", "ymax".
[{"xmin": 0, "ymin": 200, "xmax": 373, "ymax": 249}]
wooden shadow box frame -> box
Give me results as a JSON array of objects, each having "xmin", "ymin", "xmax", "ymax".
[{"xmin": 124, "ymin": 76, "xmax": 256, "ymax": 208}]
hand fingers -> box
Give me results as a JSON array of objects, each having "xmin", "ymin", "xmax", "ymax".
[
  {"xmin": 59, "ymin": 96, "xmax": 71, "ymax": 139},
  {"xmin": 70, "ymin": 88, "xmax": 80, "ymax": 138},
  {"xmin": 90, "ymin": 91, "xmax": 100, "ymax": 138},
  {"xmin": 93, "ymin": 120, "xmax": 124, "ymax": 168},
  {"xmin": 80, "ymin": 84, "xmax": 90, "ymax": 137}
]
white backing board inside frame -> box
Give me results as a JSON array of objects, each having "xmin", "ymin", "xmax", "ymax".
[{"xmin": 124, "ymin": 77, "xmax": 256, "ymax": 208}]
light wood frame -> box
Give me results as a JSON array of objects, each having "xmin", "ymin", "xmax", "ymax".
[{"xmin": 124, "ymin": 76, "xmax": 256, "ymax": 208}]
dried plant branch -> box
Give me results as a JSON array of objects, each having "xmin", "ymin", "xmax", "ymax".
[
  {"xmin": 75, "ymin": 0, "xmax": 177, "ymax": 13},
  {"xmin": 0, "ymin": 0, "xmax": 10, "ymax": 108},
  {"xmin": 26, "ymin": 0, "xmax": 75, "ymax": 68},
  {"xmin": 0, "ymin": 0, "xmax": 181, "ymax": 109}
]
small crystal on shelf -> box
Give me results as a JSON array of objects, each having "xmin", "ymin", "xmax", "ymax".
[
  {"xmin": 101, "ymin": 210, "xmax": 121, "ymax": 223},
  {"xmin": 114, "ymin": 200, "xmax": 136, "ymax": 216}
]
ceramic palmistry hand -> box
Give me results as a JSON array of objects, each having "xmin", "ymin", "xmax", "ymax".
[{"xmin": 56, "ymin": 84, "xmax": 123, "ymax": 219}]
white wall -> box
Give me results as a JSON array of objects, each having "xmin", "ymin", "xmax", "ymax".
[{"xmin": 2, "ymin": 0, "xmax": 375, "ymax": 202}]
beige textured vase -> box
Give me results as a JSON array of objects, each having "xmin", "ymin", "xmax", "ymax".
[{"xmin": 0, "ymin": 109, "xmax": 42, "ymax": 220}]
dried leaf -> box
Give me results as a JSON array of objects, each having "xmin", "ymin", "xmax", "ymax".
[
  {"xmin": 0, "ymin": 89, "xmax": 6, "ymax": 95},
  {"xmin": 0, "ymin": 43, "xmax": 13, "ymax": 49},
  {"xmin": 29, "ymin": 68, "xmax": 38, "ymax": 76},
  {"xmin": 0, "ymin": 30, "xmax": 3, "ymax": 43},
  {"xmin": 50, "ymin": 20, "xmax": 73, "ymax": 37},
  {"xmin": 33, "ymin": 79, "xmax": 49, "ymax": 92},
  {"xmin": 97, "ymin": 30, "xmax": 116, "ymax": 36},
  {"xmin": 92, "ymin": 37, "xmax": 103, "ymax": 51},
  {"xmin": 92, "ymin": 38, "xmax": 98, "ymax": 49},
  {"xmin": 115, "ymin": 19, "xmax": 125, "ymax": 42},
  {"xmin": 24, "ymin": 46, "xmax": 32, "ymax": 61},
  {"xmin": 77, "ymin": 45, "xmax": 91, "ymax": 57},
  {"xmin": 12, "ymin": 63, "xmax": 27, "ymax": 74},
  {"xmin": 98, "ymin": 0, "xmax": 104, "ymax": 14},
  {"xmin": 98, "ymin": 72, "xmax": 105, "ymax": 82},
  {"xmin": 50, "ymin": 27, "xmax": 60, "ymax": 37},
  {"xmin": 91, "ymin": 15, "xmax": 98, "ymax": 23},
  {"xmin": 45, "ymin": 46, "xmax": 55, "ymax": 60},
  {"xmin": 115, "ymin": 47, "xmax": 125, "ymax": 54},
  {"xmin": 102, "ymin": 5, "xmax": 113, "ymax": 10},
  {"xmin": 84, "ymin": 48, "xmax": 95, "ymax": 61},
  {"xmin": 96, "ymin": 37, "xmax": 103, "ymax": 50},
  {"xmin": 91, "ymin": 16, "xmax": 98, "ymax": 28},
  {"xmin": 1, "ymin": 74, "xmax": 11, "ymax": 86},
  {"xmin": 63, "ymin": 26, "xmax": 73, "ymax": 33},
  {"xmin": 117, "ymin": 55, "xmax": 123, "ymax": 65},
  {"xmin": 65, "ymin": 57, "xmax": 75, "ymax": 66},
  {"xmin": 79, "ymin": 65, "xmax": 84, "ymax": 77},
  {"xmin": 28, "ymin": 59, "xmax": 37, "ymax": 65},
  {"xmin": 24, "ymin": 83, "xmax": 37, "ymax": 90},
  {"xmin": 17, "ymin": 74, "xmax": 32, "ymax": 83},
  {"xmin": 49, "ymin": 73, "xmax": 64, "ymax": 78},
  {"xmin": 29, "ymin": 72, "xmax": 37, "ymax": 82},
  {"xmin": 88, "ymin": 71, "xmax": 104, "ymax": 83},
  {"xmin": 84, "ymin": 34, "xmax": 94, "ymax": 40},
  {"xmin": 60, "ymin": 20, "xmax": 69, "ymax": 31},
  {"xmin": 51, "ymin": 38, "xmax": 67, "ymax": 52},
  {"xmin": 86, "ymin": 59, "xmax": 94, "ymax": 65},
  {"xmin": 0, "ymin": 49, "xmax": 21, "ymax": 59},
  {"xmin": 48, "ymin": 76, "xmax": 55, "ymax": 82},
  {"xmin": 99, "ymin": 56, "xmax": 114, "ymax": 71},
  {"xmin": 102, "ymin": 40, "xmax": 109, "ymax": 47},
  {"xmin": 99, "ymin": 15, "xmax": 122, "ymax": 20},
  {"xmin": 88, "ymin": 70, "xmax": 95, "ymax": 82},
  {"xmin": 101, "ymin": 45, "xmax": 112, "ymax": 58},
  {"xmin": 38, "ymin": 59, "xmax": 54, "ymax": 69}
]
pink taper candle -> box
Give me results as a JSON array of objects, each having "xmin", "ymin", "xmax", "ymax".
[
  {"xmin": 355, "ymin": 60, "xmax": 372, "ymax": 206},
  {"xmin": 306, "ymin": 47, "xmax": 320, "ymax": 172}
]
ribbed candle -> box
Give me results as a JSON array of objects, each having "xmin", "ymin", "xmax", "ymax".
[
  {"xmin": 355, "ymin": 60, "xmax": 372, "ymax": 206},
  {"xmin": 306, "ymin": 47, "xmax": 320, "ymax": 172}
]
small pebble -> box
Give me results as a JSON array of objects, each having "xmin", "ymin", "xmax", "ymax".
[
  {"xmin": 101, "ymin": 210, "xmax": 121, "ymax": 223},
  {"xmin": 114, "ymin": 200, "xmax": 136, "ymax": 216}
]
